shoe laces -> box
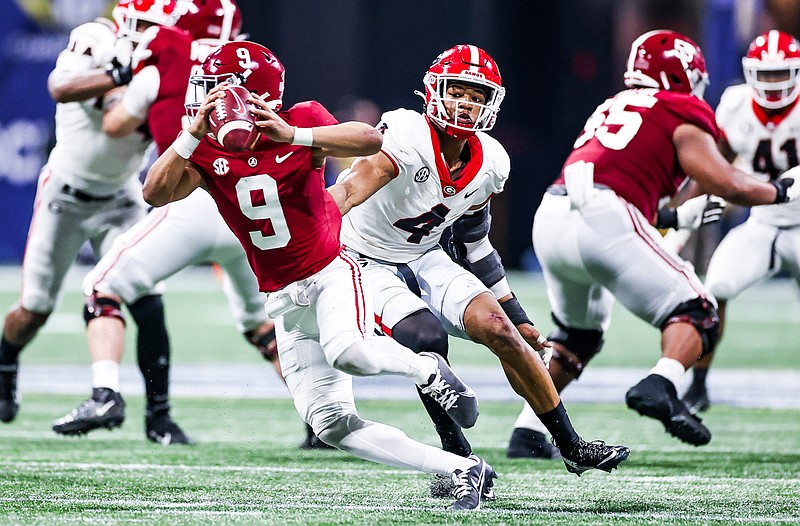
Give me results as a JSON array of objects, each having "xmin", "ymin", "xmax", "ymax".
[
  {"xmin": 451, "ymin": 469, "xmax": 475, "ymax": 500},
  {"xmin": 420, "ymin": 375, "xmax": 460, "ymax": 411},
  {"xmin": 573, "ymin": 439, "xmax": 613, "ymax": 461}
]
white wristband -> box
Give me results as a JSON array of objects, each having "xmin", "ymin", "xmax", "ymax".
[
  {"xmin": 171, "ymin": 131, "xmax": 201, "ymax": 159},
  {"xmin": 291, "ymin": 127, "xmax": 314, "ymax": 146}
]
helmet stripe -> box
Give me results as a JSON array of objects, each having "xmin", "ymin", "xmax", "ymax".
[
  {"xmin": 468, "ymin": 44, "xmax": 479, "ymax": 72},
  {"xmin": 769, "ymin": 30, "xmax": 779, "ymax": 58}
]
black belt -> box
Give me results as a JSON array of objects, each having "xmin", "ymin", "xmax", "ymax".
[{"xmin": 61, "ymin": 184, "xmax": 114, "ymax": 203}]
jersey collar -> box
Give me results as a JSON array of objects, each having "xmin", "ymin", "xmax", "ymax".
[
  {"xmin": 751, "ymin": 97, "xmax": 799, "ymax": 128},
  {"xmin": 426, "ymin": 118, "xmax": 484, "ymax": 196}
]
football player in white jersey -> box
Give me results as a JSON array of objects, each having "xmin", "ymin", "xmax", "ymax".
[
  {"xmin": 0, "ymin": 18, "xmax": 151, "ymax": 424},
  {"xmin": 329, "ymin": 45, "xmax": 630, "ymax": 486},
  {"xmin": 52, "ymin": 0, "xmax": 325, "ymax": 449},
  {"xmin": 682, "ymin": 30, "xmax": 800, "ymax": 413}
]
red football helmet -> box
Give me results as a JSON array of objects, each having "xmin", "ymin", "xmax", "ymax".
[
  {"xmin": 175, "ymin": 0, "xmax": 242, "ymax": 43},
  {"xmin": 624, "ymin": 30, "xmax": 709, "ymax": 99},
  {"xmin": 113, "ymin": 0, "xmax": 182, "ymax": 41},
  {"xmin": 742, "ymin": 30, "xmax": 800, "ymax": 109},
  {"xmin": 186, "ymin": 41, "xmax": 285, "ymax": 116},
  {"xmin": 420, "ymin": 44, "xmax": 505, "ymax": 139}
]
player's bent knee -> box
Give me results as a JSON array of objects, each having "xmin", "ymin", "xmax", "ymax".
[
  {"xmin": 83, "ymin": 292, "xmax": 126, "ymax": 327},
  {"xmin": 548, "ymin": 314, "xmax": 604, "ymax": 378},
  {"xmin": 391, "ymin": 309, "xmax": 449, "ymax": 357},
  {"xmin": 661, "ymin": 297, "xmax": 720, "ymax": 356},
  {"xmin": 316, "ymin": 413, "xmax": 367, "ymax": 448}
]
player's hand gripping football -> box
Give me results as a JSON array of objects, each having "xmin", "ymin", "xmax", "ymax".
[
  {"xmin": 248, "ymin": 93, "xmax": 296, "ymax": 143},
  {"xmin": 187, "ymin": 83, "xmax": 229, "ymax": 139},
  {"xmin": 517, "ymin": 323, "xmax": 553, "ymax": 368}
]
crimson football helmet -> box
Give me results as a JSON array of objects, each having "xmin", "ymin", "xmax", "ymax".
[
  {"xmin": 175, "ymin": 0, "xmax": 242, "ymax": 43},
  {"xmin": 113, "ymin": 0, "xmax": 182, "ymax": 41},
  {"xmin": 186, "ymin": 40, "xmax": 285, "ymax": 116},
  {"xmin": 624, "ymin": 30, "xmax": 709, "ymax": 99},
  {"xmin": 420, "ymin": 44, "xmax": 505, "ymax": 139},
  {"xmin": 742, "ymin": 30, "xmax": 800, "ymax": 109}
]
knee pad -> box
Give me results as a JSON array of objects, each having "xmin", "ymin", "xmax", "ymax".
[
  {"xmin": 548, "ymin": 314, "xmax": 604, "ymax": 378},
  {"xmin": 83, "ymin": 293, "xmax": 125, "ymax": 326},
  {"xmin": 316, "ymin": 413, "xmax": 367, "ymax": 448},
  {"xmin": 661, "ymin": 297, "xmax": 720, "ymax": 356},
  {"xmin": 390, "ymin": 309, "xmax": 449, "ymax": 358}
]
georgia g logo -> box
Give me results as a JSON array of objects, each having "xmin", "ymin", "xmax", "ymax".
[{"xmin": 213, "ymin": 158, "xmax": 230, "ymax": 176}]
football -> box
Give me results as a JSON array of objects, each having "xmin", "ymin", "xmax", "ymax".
[{"xmin": 208, "ymin": 85, "xmax": 259, "ymax": 152}]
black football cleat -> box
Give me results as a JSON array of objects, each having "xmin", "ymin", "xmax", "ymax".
[
  {"xmin": 146, "ymin": 411, "xmax": 195, "ymax": 445},
  {"xmin": 52, "ymin": 388, "xmax": 125, "ymax": 435},
  {"xmin": 299, "ymin": 425, "xmax": 335, "ymax": 450},
  {"xmin": 0, "ymin": 364, "xmax": 20, "ymax": 423},
  {"xmin": 506, "ymin": 428, "xmax": 561, "ymax": 459},
  {"xmin": 626, "ymin": 374, "xmax": 712, "ymax": 446},
  {"xmin": 681, "ymin": 383, "xmax": 711, "ymax": 414},
  {"xmin": 448, "ymin": 455, "xmax": 497, "ymax": 511},
  {"xmin": 418, "ymin": 352, "xmax": 478, "ymax": 429},
  {"xmin": 559, "ymin": 439, "xmax": 630, "ymax": 476}
]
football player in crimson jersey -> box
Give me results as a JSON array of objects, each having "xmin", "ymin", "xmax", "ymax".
[
  {"xmin": 0, "ymin": 18, "xmax": 150, "ymax": 425},
  {"xmin": 51, "ymin": 0, "xmax": 297, "ymax": 447},
  {"xmin": 681, "ymin": 30, "xmax": 800, "ymax": 413},
  {"xmin": 144, "ymin": 41, "xmax": 495, "ymax": 511},
  {"xmin": 329, "ymin": 44, "xmax": 630, "ymax": 488},
  {"xmin": 507, "ymin": 29, "xmax": 800, "ymax": 456}
]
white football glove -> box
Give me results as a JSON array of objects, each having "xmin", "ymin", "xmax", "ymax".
[
  {"xmin": 676, "ymin": 195, "xmax": 726, "ymax": 230},
  {"xmin": 773, "ymin": 166, "xmax": 800, "ymax": 203},
  {"xmin": 131, "ymin": 25, "xmax": 158, "ymax": 70},
  {"xmin": 535, "ymin": 334, "xmax": 553, "ymax": 369}
]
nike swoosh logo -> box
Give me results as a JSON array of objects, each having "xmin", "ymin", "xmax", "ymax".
[
  {"xmin": 464, "ymin": 189, "xmax": 479, "ymax": 198},
  {"xmin": 95, "ymin": 400, "xmax": 116, "ymax": 417},
  {"xmin": 275, "ymin": 151, "xmax": 294, "ymax": 163}
]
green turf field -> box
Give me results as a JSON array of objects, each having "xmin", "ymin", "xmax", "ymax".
[
  {"xmin": 0, "ymin": 267, "xmax": 798, "ymax": 524},
  {"xmin": 1, "ymin": 396, "xmax": 799, "ymax": 525}
]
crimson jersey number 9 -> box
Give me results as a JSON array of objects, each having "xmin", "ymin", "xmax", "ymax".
[
  {"xmin": 236, "ymin": 174, "xmax": 291, "ymax": 250},
  {"xmin": 573, "ymin": 91, "xmax": 658, "ymax": 151}
]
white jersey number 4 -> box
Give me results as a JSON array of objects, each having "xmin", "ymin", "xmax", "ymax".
[
  {"xmin": 235, "ymin": 174, "xmax": 291, "ymax": 250},
  {"xmin": 573, "ymin": 91, "xmax": 658, "ymax": 151}
]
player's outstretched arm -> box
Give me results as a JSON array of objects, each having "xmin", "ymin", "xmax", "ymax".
[
  {"xmin": 674, "ymin": 123, "xmax": 781, "ymax": 206},
  {"xmin": 48, "ymin": 69, "xmax": 120, "ymax": 104},
  {"xmin": 327, "ymin": 154, "xmax": 395, "ymax": 215},
  {"xmin": 248, "ymin": 96, "xmax": 383, "ymax": 160}
]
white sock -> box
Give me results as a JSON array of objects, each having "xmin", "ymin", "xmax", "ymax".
[
  {"xmin": 649, "ymin": 357, "xmax": 686, "ymax": 389},
  {"xmin": 335, "ymin": 419, "xmax": 475, "ymax": 475},
  {"xmin": 513, "ymin": 403, "xmax": 549, "ymax": 434},
  {"xmin": 92, "ymin": 359, "xmax": 120, "ymax": 392}
]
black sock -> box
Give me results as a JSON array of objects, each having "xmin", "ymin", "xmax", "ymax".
[
  {"xmin": 0, "ymin": 337, "xmax": 23, "ymax": 366},
  {"xmin": 691, "ymin": 368, "xmax": 708, "ymax": 388},
  {"xmin": 128, "ymin": 295, "xmax": 171, "ymax": 413},
  {"xmin": 538, "ymin": 401, "xmax": 581, "ymax": 451},
  {"xmin": 416, "ymin": 387, "xmax": 472, "ymax": 457}
]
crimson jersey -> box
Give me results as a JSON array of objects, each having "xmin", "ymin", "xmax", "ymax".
[
  {"xmin": 190, "ymin": 101, "xmax": 341, "ymax": 292},
  {"xmin": 141, "ymin": 26, "xmax": 194, "ymax": 155},
  {"xmin": 556, "ymin": 88, "xmax": 719, "ymax": 221}
]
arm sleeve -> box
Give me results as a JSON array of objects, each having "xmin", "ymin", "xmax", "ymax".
[{"xmin": 121, "ymin": 66, "xmax": 160, "ymax": 120}]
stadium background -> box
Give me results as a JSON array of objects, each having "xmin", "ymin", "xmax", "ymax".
[{"xmin": 2, "ymin": 0, "xmax": 790, "ymax": 270}]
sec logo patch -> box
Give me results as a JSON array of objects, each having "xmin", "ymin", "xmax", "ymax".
[{"xmin": 414, "ymin": 167, "xmax": 431, "ymax": 183}]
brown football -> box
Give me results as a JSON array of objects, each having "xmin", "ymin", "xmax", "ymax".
[{"xmin": 208, "ymin": 85, "xmax": 259, "ymax": 152}]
